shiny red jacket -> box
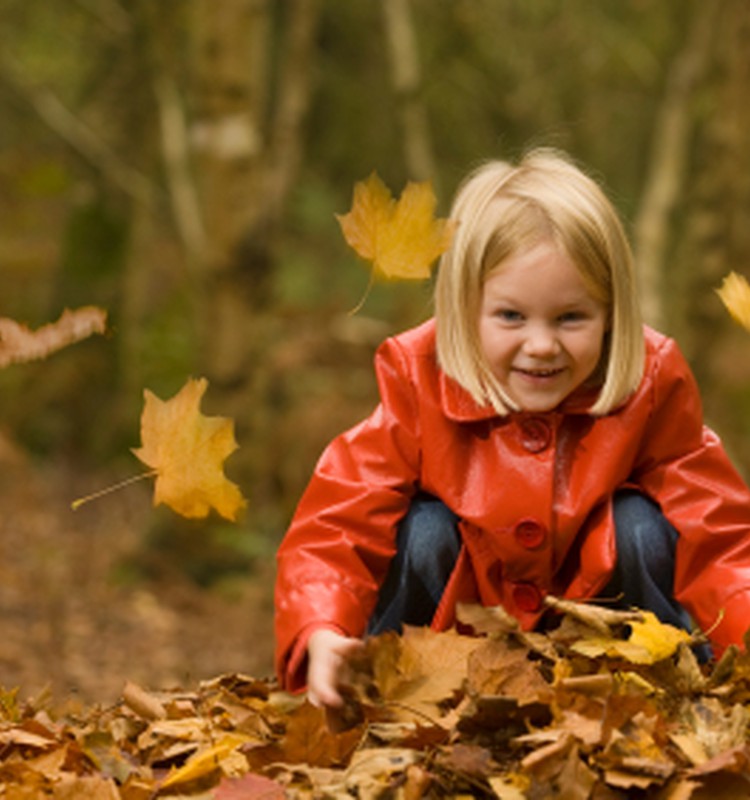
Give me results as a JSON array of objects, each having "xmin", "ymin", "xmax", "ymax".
[{"xmin": 275, "ymin": 320, "xmax": 750, "ymax": 689}]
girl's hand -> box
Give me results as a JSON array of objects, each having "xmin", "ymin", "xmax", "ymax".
[{"xmin": 306, "ymin": 628, "xmax": 364, "ymax": 708}]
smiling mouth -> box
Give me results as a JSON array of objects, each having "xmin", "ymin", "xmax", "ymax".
[{"xmin": 514, "ymin": 367, "xmax": 565, "ymax": 379}]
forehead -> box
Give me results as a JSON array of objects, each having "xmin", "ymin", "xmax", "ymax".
[
  {"xmin": 487, "ymin": 241, "xmax": 584, "ymax": 285},
  {"xmin": 485, "ymin": 238, "xmax": 609, "ymax": 307}
]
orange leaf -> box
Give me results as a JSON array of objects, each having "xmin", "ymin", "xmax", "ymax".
[
  {"xmin": 363, "ymin": 627, "xmax": 482, "ymax": 724},
  {"xmin": 132, "ymin": 377, "xmax": 247, "ymax": 521},
  {"xmin": 281, "ymin": 701, "xmax": 362, "ymax": 767},
  {"xmin": 336, "ymin": 172, "xmax": 453, "ymax": 281}
]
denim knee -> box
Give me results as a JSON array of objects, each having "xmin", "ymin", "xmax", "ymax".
[
  {"xmin": 607, "ymin": 490, "xmax": 696, "ymax": 635},
  {"xmin": 397, "ymin": 494, "xmax": 460, "ymax": 579},
  {"xmin": 612, "ymin": 491, "xmax": 677, "ymax": 568},
  {"xmin": 367, "ymin": 494, "xmax": 460, "ymax": 635}
]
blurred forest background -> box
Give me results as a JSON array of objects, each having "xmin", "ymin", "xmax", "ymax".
[{"xmin": 1, "ymin": 0, "xmax": 750, "ymax": 704}]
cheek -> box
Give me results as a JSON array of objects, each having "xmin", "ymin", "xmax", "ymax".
[
  {"xmin": 479, "ymin": 324, "xmax": 513, "ymax": 366},
  {"xmin": 478, "ymin": 330, "xmax": 493, "ymax": 365},
  {"xmin": 478, "ymin": 320, "xmax": 495, "ymax": 360}
]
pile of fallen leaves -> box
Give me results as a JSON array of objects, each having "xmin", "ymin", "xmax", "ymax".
[{"xmin": 1, "ymin": 602, "xmax": 749, "ymax": 799}]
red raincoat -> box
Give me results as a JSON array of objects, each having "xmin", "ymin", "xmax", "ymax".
[{"xmin": 275, "ymin": 320, "xmax": 750, "ymax": 690}]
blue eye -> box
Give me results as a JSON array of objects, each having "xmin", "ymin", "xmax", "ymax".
[
  {"xmin": 558, "ymin": 311, "xmax": 586, "ymax": 324},
  {"xmin": 495, "ymin": 309, "xmax": 523, "ymax": 323}
]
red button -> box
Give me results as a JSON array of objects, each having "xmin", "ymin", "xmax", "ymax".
[
  {"xmin": 519, "ymin": 417, "xmax": 552, "ymax": 452},
  {"xmin": 515, "ymin": 519, "xmax": 547, "ymax": 549},
  {"xmin": 512, "ymin": 583, "xmax": 543, "ymax": 612}
]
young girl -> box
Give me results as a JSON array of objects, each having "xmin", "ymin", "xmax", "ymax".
[{"xmin": 275, "ymin": 149, "xmax": 750, "ymax": 708}]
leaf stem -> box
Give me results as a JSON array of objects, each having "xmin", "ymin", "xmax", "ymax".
[
  {"xmin": 348, "ymin": 269, "xmax": 376, "ymax": 316},
  {"xmin": 71, "ymin": 469, "xmax": 159, "ymax": 511}
]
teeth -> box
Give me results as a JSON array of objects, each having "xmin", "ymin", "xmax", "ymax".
[{"xmin": 520, "ymin": 368, "xmax": 561, "ymax": 377}]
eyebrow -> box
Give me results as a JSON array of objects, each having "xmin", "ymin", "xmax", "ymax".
[{"xmin": 484, "ymin": 289, "xmax": 600, "ymax": 308}]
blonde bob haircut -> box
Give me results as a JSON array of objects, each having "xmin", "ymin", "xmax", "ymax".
[{"xmin": 435, "ymin": 148, "xmax": 644, "ymax": 416}]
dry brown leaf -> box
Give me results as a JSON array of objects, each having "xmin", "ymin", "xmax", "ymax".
[
  {"xmin": 456, "ymin": 601, "xmax": 520, "ymax": 635},
  {"xmin": 457, "ymin": 603, "xmax": 560, "ymax": 664},
  {"xmin": 132, "ymin": 377, "xmax": 247, "ymax": 521},
  {"xmin": 387, "ymin": 627, "xmax": 483, "ymax": 722},
  {"xmin": 434, "ymin": 742, "xmax": 496, "ymax": 784},
  {"xmin": 543, "ymin": 595, "xmax": 643, "ymax": 635},
  {"xmin": 555, "ymin": 745, "xmax": 599, "ymax": 799},
  {"xmin": 466, "ymin": 638, "xmax": 553, "ymax": 706},
  {"xmin": 121, "ymin": 680, "xmax": 167, "ymax": 721},
  {"xmin": 52, "ymin": 774, "xmax": 121, "ymax": 800},
  {"xmin": 280, "ymin": 701, "xmax": 362, "ymax": 768},
  {"xmin": 0, "ymin": 306, "xmax": 106, "ymax": 368}
]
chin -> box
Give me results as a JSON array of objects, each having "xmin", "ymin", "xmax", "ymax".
[
  {"xmin": 520, "ymin": 402, "xmax": 559, "ymax": 414},
  {"xmin": 509, "ymin": 388, "xmax": 566, "ymax": 414}
]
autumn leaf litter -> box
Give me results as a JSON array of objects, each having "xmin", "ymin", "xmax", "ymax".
[{"xmin": 1, "ymin": 602, "xmax": 749, "ymax": 798}]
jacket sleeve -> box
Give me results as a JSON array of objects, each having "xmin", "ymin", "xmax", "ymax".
[
  {"xmin": 274, "ymin": 336, "xmax": 423, "ymax": 690},
  {"xmin": 633, "ymin": 336, "xmax": 750, "ymax": 650}
]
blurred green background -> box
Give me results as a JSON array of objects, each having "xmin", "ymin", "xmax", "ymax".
[{"xmin": 0, "ymin": 0, "xmax": 749, "ymax": 699}]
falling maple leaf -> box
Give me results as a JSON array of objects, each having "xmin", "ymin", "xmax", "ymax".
[
  {"xmin": 132, "ymin": 377, "xmax": 247, "ymax": 521},
  {"xmin": 336, "ymin": 172, "xmax": 454, "ymax": 282},
  {"xmin": 716, "ymin": 271, "xmax": 750, "ymax": 332}
]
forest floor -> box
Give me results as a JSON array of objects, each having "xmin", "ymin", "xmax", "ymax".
[{"xmin": 0, "ymin": 429, "xmax": 276, "ymax": 709}]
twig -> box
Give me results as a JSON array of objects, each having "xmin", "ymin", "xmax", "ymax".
[{"xmin": 0, "ymin": 51, "xmax": 158, "ymax": 206}]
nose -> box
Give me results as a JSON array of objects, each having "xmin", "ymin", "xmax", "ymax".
[{"xmin": 523, "ymin": 324, "xmax": 560, "ymax": 358}]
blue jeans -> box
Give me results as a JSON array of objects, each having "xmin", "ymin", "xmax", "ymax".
[{"xmin": 368, "ymin": 492, "xmax": 707, "ymax": 654}]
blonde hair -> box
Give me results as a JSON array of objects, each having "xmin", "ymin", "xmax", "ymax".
[{"xmin": 435, "ymin": 148, "xmax": 644, "ymax": 416}]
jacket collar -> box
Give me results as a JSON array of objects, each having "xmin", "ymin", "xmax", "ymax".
[{"xmin": 439, "ymin": 371, "xmax": 498, "ymax": 422}]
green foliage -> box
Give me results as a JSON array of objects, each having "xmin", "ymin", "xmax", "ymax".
[{"xmin": 59, "ymin": 195, "xmax": 130, "ymax": 302}]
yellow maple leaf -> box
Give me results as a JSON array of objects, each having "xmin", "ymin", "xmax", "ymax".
[
  {"xmin": 716, "ymin": 271, "xmax": 750, "ymax": 332},
  {"xmin": 336, "ymin": 172, "xmax": 454, "ymax": 281},
  {"xmin": 132, "ymin": 377, "xmax": 247, "ymax": 521},
  {"xmin": 626, "ymin": 611, "xmax": 692, "ymax": 661},
  {"xmin": 571, "ymin": 611, "xmax": 691, "ymax": 665}
]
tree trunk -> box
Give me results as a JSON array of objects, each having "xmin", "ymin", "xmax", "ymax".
[
  {"xmin": 187, "ymin": 0, "xmax": 321, "ymax": 389},
  {"xmin": 633, "ymin": 1, "xmax": 719, "ymax": 331},
  {"xmin": 265, "ymin": 0, "xmax": 322, "ymax": 220},
  {"xmin": 381, "ymin": 0, "xmax": 435, "ymax": 182},
  {"xmin": 187, "ymin": 0, "xmax": 267, "ymax": 383}
]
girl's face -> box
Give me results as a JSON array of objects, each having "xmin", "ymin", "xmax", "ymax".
[{"xmin": 478, "ymin": 239, "xmax": 608, "ymax": 413}]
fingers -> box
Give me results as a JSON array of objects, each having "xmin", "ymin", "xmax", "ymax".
[
  {"xmin": 306, "ymin": 629, "xmax": 364, "ymax": 709},
  {"xmin": 308, "ymin": 678, "xmax": 342, "ymax": 708}
]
